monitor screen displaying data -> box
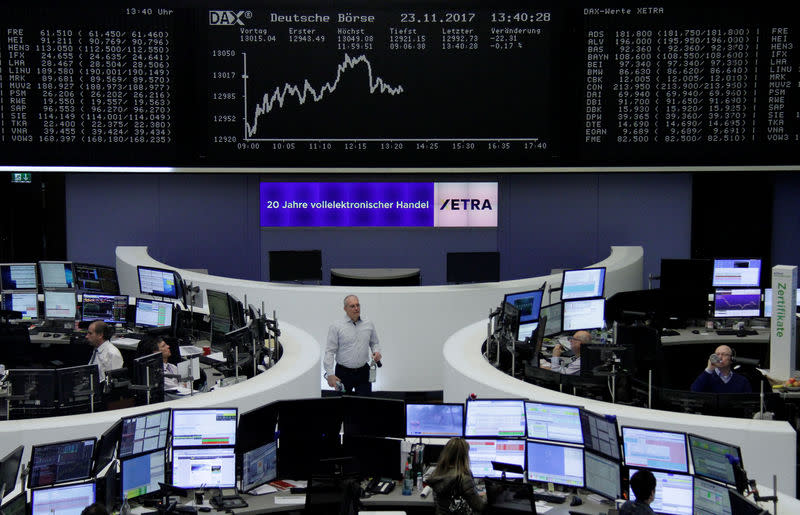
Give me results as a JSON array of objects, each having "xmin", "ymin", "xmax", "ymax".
[
  {"xmin": 134, "ymin": 298, "xmax": 173, "ymax": 328},
  {"xmin": 73, "ymin": 263, "xmax": 119, "ymax": 294},
  {"xmin": 81, "ymin": 294, "xmax": 128, "ymax": 324},
  {"xmin": 526, "ymin": 441, "xmax": 584, "ymax": 487},
  {"xmin": 466, "ymin": 439, "xmax": 525, "ymax": 479},
  {"xmin": 503, "ymin": 289, "xmax": 544, "ymax": 324},
  {"xmin": 405, "ymin": 403, "xmax": 464, "ymax": 438},
  {"xmin": 540, "ymin": 302, "xmax": 563, "ymax": 337},
  {"xmin": 580, "ymin": 410, "xmax": 620, "ymax": 460},
  {"xmin": 121, "ymin": 449, "xmax": 166, "ymax": 500},
  {"xmin": 584, "ymin": 450, "xmax": 621, "ymax": 501},
  {"xmin": 29, "ymin": 438, "xmax": 96, "ymax": 488},
  {"xmin": 628, "ymin": 469, "xmax": 693, "ymax": 515},
  {"xmin": 31, "ymin": 482, "xmax": 95, "ymax": 515},
  {"xmin": 0, "ymin": 263, "xmax": 37, "ymax": 291},
  {"xmin": 172, "ymin": 408, "xmax": 238, "ymax": 447},
  {"xmin": 39, "ymin": 262, "xmax": 74, "ymax": 289},
  {"xmin": 241, "ymin": 441, "xmax": 278, "ymax": 493},
  {"xmin": 561, "ymin": 268, "xmax": 606, "ymax": 300},
  {"xmin": 712, "ymin": 259, "xmax": 761, "ymax": 288},
  {"xmin": 119, "ymin": 409, "xmax": 170, "ymax": 459},
  {"xmin": 172, "ymin": 448, "xmax": 236, "ymax": 489},
  {"xmin": 1, "ymin": 292, "xmax": 38, "ymax": 320},
  {"xmin": 689, "ymin": 434, "xmax": 742, "ymax": 486},
  {"xmin": 762, "ymin": 288, "xmax": 800, "ymax": 317},
  {"xmin": 43, "ymin": 291, "xmax": 77, "ymax": 320},
  {"xmin": 524, "ymin": 402, "xmax": 583, "ymax": 445},
  {"xmin": 694, "ymin": 477, "xmax": 733, "ymax": 515},
  {"xmin": 622, "ymin": 427, "xmax": 689, "ymax": 473},
  {"xmin": 518, "ymin": 321, "xmax": 539, "ymax": 341},
  {"xmin": 713, "ymin": 289, "xmax": 761, "ymax": 318},
  {"xmin": 562, "ymin": 298, "xmax": 605, "ymax": 331},
  {"xmin": 137, "ymin": 266, "xmax": 180, "ymax": 299},
  {"xmin": 464, "ymin": 399, "xmax": 526, "ymax": 438}
]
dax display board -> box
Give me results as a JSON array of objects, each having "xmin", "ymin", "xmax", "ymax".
[{"xmin": 1, "ymin": 1, "xmax": 800, "ymax": 168}]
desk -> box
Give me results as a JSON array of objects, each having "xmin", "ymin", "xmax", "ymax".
[{"xmin": 330, "ymin": 268, "xmax": 421, "ymax": 286}]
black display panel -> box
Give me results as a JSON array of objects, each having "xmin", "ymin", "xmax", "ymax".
[{"xmin": 2, "ymin": 2, "xmax": 800, "ymax": 168}]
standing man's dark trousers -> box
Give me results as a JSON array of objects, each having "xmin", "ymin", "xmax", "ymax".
[{"xmin": 335, "ymin": 363, "xmax": 372, "ymax": 395}]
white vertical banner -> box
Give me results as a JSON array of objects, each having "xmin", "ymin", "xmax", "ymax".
[{"xmin": 770, "ymin": 265, "xmax": 797, "ymax": 379}]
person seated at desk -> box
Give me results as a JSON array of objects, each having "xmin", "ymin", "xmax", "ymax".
[
  {"xmin": 620, "ymin": 469, "xmax": 656, "ymax": 515},
  {"xmin": 691, "ymin": 344, "xmax": 752, "ymax": 394},
  {"xmin": 544, "ymin": 330, "xmax": 590, "ymax": 375},
  {"xmin": 87, "ymin": 320, "xmax": 124, "ymax": 383},
  {"xmin": 427, "ymin": 438, "xmax": 487, "ymax": 514},
  {"xmin": 138, "ymin": 334, "xmax": 180, "ymax": 391}
]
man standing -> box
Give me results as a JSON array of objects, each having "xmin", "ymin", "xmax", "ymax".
[
  {"xmin": 691, "ymin": 344, "xmax": 752, "ymax": 393},
  {"xmin": 324, "ymin": 295, "xmax": 382, "ymax": 394},
  {"xmin": 87, "ymin": 320, "xmax": 123, "ymax": 382}
]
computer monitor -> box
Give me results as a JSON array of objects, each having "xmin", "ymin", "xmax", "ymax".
[
  {"xmin": 134, "ymin": 298, "xmax": 174, "ymax": 328},
  {"xmin": 93, "ymin": 420, "xmax": 122, "ymax": 476},
  {"xmin": 540, "ymin": 302, "xmax": 563, "ymax": 337},
  {"xmin": 526, "ymin": 441, "xmax": 584, "ymax": 487},
  {"xmin": 119, "ymin": 408, "xmax": 170, "ymax": 459},
  {"xmin": 524, "ymin": 401, "xmax": 583, "ymax": 445},
  {"xmin": 762, "ymin": 287, "xmax": 800, "ymax": 317},
  {"xmin": 28, "ymin": 438, "xmax": 96, "ymax": 488},
  {"xmin": 268, "ymin": 250, "xmax": 323, "ymax": 282},
  {"xmin": 206, "ymin": 289, "xmax": 232, "ymax": 334},
  {"xmin": 80, "ymin": 294, "xmax": 128, "ymax": 324},
  {"xmin": 504, "ymin": 289, "xmax": 544, "ymax": 325},
  {"xmin": 621, "ymin": 426, "xmax": 689, "ymax": 473},
  {"xmin": 518, "ymin": 321, "xmax": 539, "ymax": 341},
  {"xmin": 31, "ymin": 481, "xmax": 95, "ymax": 515},
  {"xmin": 237, "ymin": 403, "xmax": 279, "ymax": 455},
  {"xmin": 728, "ymin": 488, "xmax": 769, "ymax": 515},
  {"xmin": 38, "ymin": 261, "xmax": 75, "ymax": 289},
  {"xmin": 446, "ymin": 252, "xmax": 500, "ymax": 284},
  {"xmin": 405, "ymin": 403, "xmax": 464, "ymax": 438},
  {"xmin": 562, "ymin": 297, "xmax": 605, "ymax": 331},
  {"xmin": 0, "ymin": 446, "xmax": 23, "ymax": 499},
  {"xmin": 120, "ymin": 449, "xmax": 165, "ymax": 500},
  {"xmin": 583, "ymin": 450, "xmax": 621, "ymax": 501},
  {"xmin": 73, "ymin": 263, "xmax": 120, "ymax": 294},
  {"xmin": 694, "ymin": 476, "xmax": 733, "ymax": 515},
  {"xmin": 712, "ymin": 259, "xmax": 761, "ymax": 288},
  {"xmin": 342, "ymin": 396, "xmax": 406, "ymax": 439},
  {"xmin": 43, "ymin": 290, "xmax": 77, "ymax": 320},
  {"xmin": 466, "ymin": 439, "xmax": 525, "ymax": 479},
  {"xmin": 713, "ymin": 289, "xmax": 761, "ymax": 318},
  {"xmin": 172, "ymin": 408, "xmax": 238, "ymax": 447},
  {"xmin": 8, "ymin": 369, "xmax": 57, "ymax": 409},
  {"xmin": 580, "ymin": 409, "xmax": 620, "ymax": 460},
  {"xmin": 171, "ymin": 447, "xmax": 236, "ymax": 489},
  {"xmin": 137, "ymin": 266, "xmax": 180, "ymax": 299},
  {"xmin": 464, "ymin": 399, "xmax": 526, "ymax": 438},
  {"xmin": 241, "ymin": 441, "xmax": 277, "ymax": 492},
  {"xmin": 56, "ymin": 364, "xmax": 100, "ymax": 408},
  {"xmin": 688, "ymin": 434, "xmax": 742, "ymax": 486},
  {"xmin": 132, "ymin": 352, "xmax": 164, "ymax": 404},
  {"xmin": 628, "ymin": 468, "xmax": 693, "ymax": 515},
  {"xmin": 0, "ymin": 491, "xmax": 26, "ymax": 515},
  {"xmin": 660, "ymin": 258, "xmax": 713, "ymax": 321},
  {"xmin": 561, "ymin": 267, "xmax": 606, "ymax": 300},
  {"xmin": 0, "ymin": 263, "xmax": 37, "ymax": 291},
  {"xmin": 1, "ymin": 292, "xmax": 38, "ymax": 320}
]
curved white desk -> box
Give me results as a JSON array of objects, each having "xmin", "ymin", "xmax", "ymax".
[
  {"xmin": 116, "ymin": 245, "xmax": 644, "ymax": 391},
  {"xmin": 442, "ymin": 319, "xmax": 798, "ymax": 502}
]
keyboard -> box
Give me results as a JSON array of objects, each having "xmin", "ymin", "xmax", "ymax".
[
  {"xmin": 533, "ymin": 492, "xmax": 567, "ymax": 504},
  {"xmin": 716, "ymin": 329, "xmax": 758, "ymax": 336}
]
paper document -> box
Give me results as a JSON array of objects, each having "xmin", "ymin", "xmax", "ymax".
[
  {"xmin": 274, "ymin": 496, "xmax": 305, "ymax": 505},
  {"xmin": 180, "ymin": 345, "xmax": 203, "ymax": 357},
  {"xmin": 206, "ymin": 351, "xmax": 226, "ymax": 362},
  {"xmin": 247, "ymin": 484, "xmax": 278, "ymax": 495}
]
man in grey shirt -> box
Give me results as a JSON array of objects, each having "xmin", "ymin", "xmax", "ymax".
[{"xmin": 324, "ymin": 295, "xmax": 382, "ymax": 395}]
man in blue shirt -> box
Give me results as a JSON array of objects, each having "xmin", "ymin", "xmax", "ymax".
[{"xmin": 691, "ymin": 344, "xmax": 752, "ymax": 393}]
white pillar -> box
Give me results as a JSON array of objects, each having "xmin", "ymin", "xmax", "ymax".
[{"xmin": 770, "ymin": 265, "xmax": 797, "ymax": 378}]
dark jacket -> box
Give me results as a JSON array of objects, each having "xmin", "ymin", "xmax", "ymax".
[
  {"xmin": 619, "ymin": 499, "xmax": 655, "ymax": 515},
  {"xmin": 691, "ymin": 369, "xmax": 752, "ymax": 393},
  {"xmin": 427, "ymin": 473, "xmax": 486, "ymax": 515}
]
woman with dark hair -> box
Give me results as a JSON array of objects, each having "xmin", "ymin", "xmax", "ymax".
[{"xmin": 426, "ymin": 438, "xmax": 486, "ymax": 515}]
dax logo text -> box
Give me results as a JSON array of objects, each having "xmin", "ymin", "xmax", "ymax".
[
  {"xmin": 439, "ymin": 198, "xmax": 493, "ymax": 210},
  {"xmin": 209, "ymin": 11, "xmax": 246, "ymax": 25}
]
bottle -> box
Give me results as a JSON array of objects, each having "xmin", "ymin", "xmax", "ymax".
[
  {"xmin": 416, "ymin": 471, "xmax": 423, "ymax": 491},
  {"xmin": 402, "ymin": 459, "xmax": 413, "ymax": 495}
]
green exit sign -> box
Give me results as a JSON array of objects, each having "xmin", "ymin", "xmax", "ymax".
[{"xmin": 11, "ymin": 172, "xmax": 32, "ymax": 183}]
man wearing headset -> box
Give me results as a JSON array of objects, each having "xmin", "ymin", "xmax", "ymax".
[
  {"xmin": 691, "ymin": 344, "xmax": 752, "ymax": 393},
  {"xmin": 87, "ymin": 320, "xmax": 124, "ymax": 382}
]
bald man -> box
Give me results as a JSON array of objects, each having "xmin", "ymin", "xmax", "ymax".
[
  {"xmin": 549, "ymin": 330, "xmax": 591, "ymax": 375},
  {"xmin": 691, "ymin": 344, "xmax": 752, "ymax": 393}
]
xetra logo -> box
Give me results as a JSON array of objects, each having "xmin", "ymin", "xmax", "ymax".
[
  {"xmin": 209, "ymin": 10, "xmax": 247, "ymax": 26},
  {"xmin": 439, "ymin": 198, "xmax": 493, "ymax": 210}
]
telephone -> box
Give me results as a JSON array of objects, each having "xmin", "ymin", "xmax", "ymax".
[{"xmin": 366, "ymin": 477, "xmax": 395, "ymax": 494}]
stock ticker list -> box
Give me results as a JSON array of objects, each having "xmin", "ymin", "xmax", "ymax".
[
  {"xmin": 0, "ymin": 7, "xmax": 174, "ymax": 161},
  {"xmin": 582, "ymin": 6, "xmax": 800, "ymax": 163},
  {"xmin": 206, "ymin": 7, "xmax": 556, "ymax": 164}
]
